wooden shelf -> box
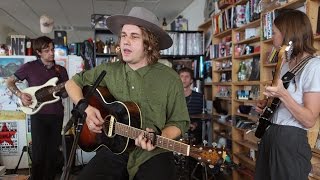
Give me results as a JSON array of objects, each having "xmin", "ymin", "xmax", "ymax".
[
  {"xmin": 214, "ymin": 68, "xmax": 232, "ymax": 72},
  {"xmin": 234, "ymin": 19, "xmax": 261, "ymax": 32},
  {"xmin": 212, "ymin": 55, "xmax": 232, "ymax": 61},
  {"xmin": 263, "ymin": 63, "xmax": 277, "ymax": 67},
  {"xmin": 198, "ymin": 18, "xmax": 212, "ymax": 31},
  {"xmin": 234, "ymin": 0, "xmax": 248, "ymax": 6},
  {"xmin": 234, "ymin": 52, "xmax": 260, "ymax": 59},
  {"xmin": 233, "ymin": 99, "xmax": 259, "ymax": 103},
  {"xmin": 234, "ymin": 113, "xmax": 258, "ymax": 121},
  {"xmin": 261, "ymin": 0, "xmax": 305, "ymax": 15},
  {"xmin": 212, "ymin": 118, "xmax": 233, "ymax": 128},
  {"xmin": 214, "ymin": 29, "xmax": 232, "ymax": 38},
  {"xmin": 201, "ymin": 1, "xmax": 320, "ymax": 179},
  {"xmin": 262, "ymin": 38, "xmax": 273, "ymax": 43},
  {"xmin": 216, "ymin": 97, "xmax": 232, "ymax": 101},
  {"xmin": 234, "ymin": 36, "xmax": 260, "ymax": 45},
  {"xmin": 234, "ymin": 140, "xmax": 258, "ymax": 151},
  {"xmin": 233, "ymin": 81, "xmax": 260, "ymax": 86},
  {"xmin": 212, "ymin": 82, "xmax": 232, "ymax": 86}
]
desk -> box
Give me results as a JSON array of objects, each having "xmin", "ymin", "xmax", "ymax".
[{"xmin": 190, "ymin": 113, "xmax": 212, "ymax": 146}]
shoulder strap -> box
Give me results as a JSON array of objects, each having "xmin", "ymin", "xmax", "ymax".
[{"xmin": 281, "ymin": 55, "xmax": 314, "ymax": 88}]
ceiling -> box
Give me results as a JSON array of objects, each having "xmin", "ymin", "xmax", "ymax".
[{"xmin": 0, "ymin": 0, "xmax": 194, "ymax": 43}]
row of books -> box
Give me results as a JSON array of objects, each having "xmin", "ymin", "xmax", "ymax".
[
  {"xmin": 209, "ymin": 41, "xmax": 232, "ymax": 59},
  {"xmin": 213, "ymin": 0, "xmax": 261, "ymax": 35}
]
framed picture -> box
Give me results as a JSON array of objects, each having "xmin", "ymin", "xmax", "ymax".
[{"xmin": 204, "ymin": 0, "xmax": 216, "ymax": 19}]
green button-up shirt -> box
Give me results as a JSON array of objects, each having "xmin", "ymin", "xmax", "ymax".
[{"xmin": 72, "ymin": 61, "xmax": 190, "ymax": 179}]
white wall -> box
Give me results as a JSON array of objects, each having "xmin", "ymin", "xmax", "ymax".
[
  {"xmin": 178, "ymin": 0, "xmax": 206, "ymax": 30},
  {"xmin": 0, "ymin": 24, "xmax": 19, "ymax": 44}
]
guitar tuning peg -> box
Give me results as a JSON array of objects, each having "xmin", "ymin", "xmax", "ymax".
[
  {"xmin": 209, "ymin": 165, "xmax": 214, "ymax": 169},
  {"xmin": 202, "ymin": 140, "xmax": 208, "ymax": 146},
  {"xmin": 208, "ymin": 149, "xmax": 212, "ymax": 153},
  {"xmin": 199, "ymin": 147, "xmax": 203, "ymax": 150},
  {"xmin": 212, "ymin": 142, "xmax": 217, "ymax": 147}
]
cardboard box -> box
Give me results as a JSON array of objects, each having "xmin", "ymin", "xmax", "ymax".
[{"xmin": 11, "ymin": 35, "xmax": 26, "ymax": 56}]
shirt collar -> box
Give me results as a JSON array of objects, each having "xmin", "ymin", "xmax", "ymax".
[{"xmin": 125, "ymin": 63, "xmax": 151, "ymax": 77}]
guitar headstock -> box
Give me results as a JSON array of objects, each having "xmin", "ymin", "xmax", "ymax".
[
  {"xmin": 285, "ymin": 41, "xmax": 293, "ymax": 61},
  {"xmin": 278, "ymin": 41, "xmax": 294, "ymax": 63},
  {"xmin": 189, "ymin": 145, "xmax": 224, "ymax": 166},
  {"xmin": 272, "ymin": 41, "xmax": 293, "ymax": 84}
]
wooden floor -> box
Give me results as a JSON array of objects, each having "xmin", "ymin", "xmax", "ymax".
[{"xmin": 4, "ymin": 163, "xmax": 232, "ymax": 180}]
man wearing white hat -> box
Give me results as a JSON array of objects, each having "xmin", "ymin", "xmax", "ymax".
[{"xmin": 65, "ymin": 6, "xmax": 189, "ymax": 180}]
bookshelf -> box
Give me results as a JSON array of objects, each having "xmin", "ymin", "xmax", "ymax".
[{"xmin": 199, "ymin": 0, "xmax": 320, "ymax": 179}]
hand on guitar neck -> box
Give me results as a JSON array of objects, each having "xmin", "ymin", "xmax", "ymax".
[
  {"xmin": 263, "ymin": 79, "xmax": 289, "ymax": 100},
  {"xmin": 135, "ymin": 127, "xmax": 157, "ymax": 151}
]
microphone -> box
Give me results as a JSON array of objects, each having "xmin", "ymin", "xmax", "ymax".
[{"xmin": 63, "ymin": 70, "xmax": 107, "ymax": 133}]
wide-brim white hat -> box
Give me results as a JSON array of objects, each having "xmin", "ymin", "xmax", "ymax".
[
  {"xmin": 106, "ymin": 7, "xmax": 172, "ymax": 50},
  {"xmin": 40, "ymin": 15, "xmax": 54, "ymax": 34}
]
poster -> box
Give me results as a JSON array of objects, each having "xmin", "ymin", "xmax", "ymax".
[
  {"xmin": 0, "ymin": 57, "xmax": 24, "ymax": 78},
  {"xmin": 0, "ymin": 121, "xmax": 18, "ymax": 155}
]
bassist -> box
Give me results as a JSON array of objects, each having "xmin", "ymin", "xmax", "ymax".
[
  {"xmin": 254, "ymin": 9, "xmax": 320, "ymax": 180},
  {"xmin": 6, "ymin": 36, "xmax": 69, "ymax": 180}
]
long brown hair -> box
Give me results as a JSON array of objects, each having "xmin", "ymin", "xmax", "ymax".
[
  {"xmin": 117, "ymin": 25, "xmax": 160, "ymax": 65},
  {"xmin": 274, "ymin": 9, "xmax": 316, "ymax": 58}
]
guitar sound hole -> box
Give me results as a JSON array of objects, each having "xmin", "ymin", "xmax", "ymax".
[{"xmin": 103, "ymin": 115, "xmax": 116, "ymax": 137}]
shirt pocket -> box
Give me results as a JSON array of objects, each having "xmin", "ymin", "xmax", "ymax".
[{"xmin": 144, "ymin": 89, "xmax": 165, "ymax": 127}]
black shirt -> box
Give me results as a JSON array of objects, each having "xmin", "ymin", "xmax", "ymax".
[{"xmin": 186, "ymin": 91, "xmax": 203, "ymax": 115}]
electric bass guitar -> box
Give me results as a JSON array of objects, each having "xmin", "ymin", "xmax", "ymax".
[
  {"xmin": 255, "ymin": 42, "xmax": 293, "ymax": 138},
  {"xmin": 19, "ymin": 77, "xmax": 66, "ymax": 115},
  {"xmin": 78, "ymin": 86, "xmax": 223, "ymax": 166}
]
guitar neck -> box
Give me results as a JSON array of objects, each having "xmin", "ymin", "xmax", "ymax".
[
  {"xmin": 115, "ymin": 123, "xmax": 190, "ymax": 156},
  {"xmin": 49, "ymin": 82, "xmax": 66, "ymax": 94}
]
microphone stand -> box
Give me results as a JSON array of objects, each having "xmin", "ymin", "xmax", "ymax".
[{"xmin": 60, "ymin": 70, "xmax": 106, "ymax": 180}]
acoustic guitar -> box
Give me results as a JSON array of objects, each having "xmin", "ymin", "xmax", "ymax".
[
  {"xmin": 78, "ymin": 86, "xmax": 223, "ymax": 166},
  {"xmin": 255, "ymin": 41, "xmax": 293, "ymax": 138},
  {"xmin": 19, "ymin": 77, "xmax": 66, "ymax": 115}
]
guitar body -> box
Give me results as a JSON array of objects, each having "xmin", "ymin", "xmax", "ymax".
[
  {"xmin": 255, "ymin": 42, "xmax": 293, "ymax": 138},
  {"xmin": 78, "ymin": 86, "xmax": 142, "ymax": 154},
  {"xmin": 77, "ymin": 86, "xmax": 223, "ymax": 165},
  {"xmin": 20, "ymin": 77, "xmax": 61, "ymax": 115}
]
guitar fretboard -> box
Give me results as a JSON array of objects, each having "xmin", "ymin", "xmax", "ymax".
[
  {"xmin": 49, "ymin": 82, "xmax": 66, "ymax": 94},
  {"xmin": 115, "ymin": 123, "xmax": 190, "ymax": 156}
]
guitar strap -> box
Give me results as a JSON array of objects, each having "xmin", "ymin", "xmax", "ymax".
[{"xmin": 281, "ymin": 55, "xmax": 314, "ymax": 88}]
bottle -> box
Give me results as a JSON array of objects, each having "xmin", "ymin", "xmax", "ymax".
[
  {"xmin": 109, "ymin": 38, "xmax": 116, "ymax": 53},
  {"xmin": 238, "ymin": 62, "xmax": 246, "ymax": 81},
  {"xmin": 26, "ymin": 39, "xmax": 32, "ymax": 56},
  {"xmin": 104, "ymin": 39, "xmax": 110, "ymax": 54}
]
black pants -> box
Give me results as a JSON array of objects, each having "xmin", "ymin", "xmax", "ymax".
[
  {"xmin": 30, "ymin": 114, "xmax": 63, "ymax": 180},
  {"xmin": 255, "ymin": 124, "xmax": 312, "ymax": 180},
  {"xmin": 77, "ymin": 148, "xmax": 177, "ymax": 180}
]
